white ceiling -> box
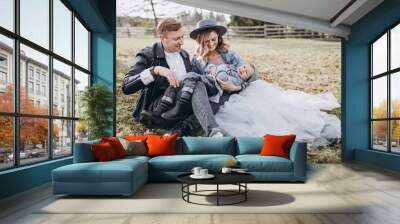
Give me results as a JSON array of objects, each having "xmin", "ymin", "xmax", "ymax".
[{"xmin": 169, "ymin": 0, "xmax": 384, "ymax": 38}]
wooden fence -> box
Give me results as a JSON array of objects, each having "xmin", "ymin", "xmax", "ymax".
[{"xmin": 117, "ymin": 25, "xmax": 338, "ymax": 40}]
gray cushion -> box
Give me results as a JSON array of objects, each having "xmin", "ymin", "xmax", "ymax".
[{"xmin": 119, "ymin": 138, "xmax": 147, "ymax": 156}]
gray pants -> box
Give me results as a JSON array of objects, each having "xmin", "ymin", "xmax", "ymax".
[
  {"xmin": 191, "ymin": 81, "xmax": 230, "ymax": 135},
  {"xmin": 168, "ymin": 80, "xmax": 230, "ymax": 136}
]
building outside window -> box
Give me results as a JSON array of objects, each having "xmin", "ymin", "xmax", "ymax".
[
  {"xmin": 0, "ymin": 54, "xmax": 7, "ymax": 88},
  {"xmin": 371, "ymin": 23, "xmax": 400, "ymax": 154},
  {"xmin": 41, "ymin": 73, "xmax": 46, "ymax": 83},
  {"xmin": 35, "ymin": 69, "xmax": 40, "ymax": 81},
  {"xmin": 0, "ymin": 0, "xmax": 91, "ymax": 170},
  {"xmin": 28, "ymin": 66, "xmax": 34, "ymax": 80},
  {"xmin": 35, "ymin": 83, "xmax": 40, "ymax": 95},
  {"xmin": 42, "ymin": 85, "xmax": 46, "ymax": 97},
  {"xmin": 28, "ymin": 81, "xmax": 34, "ymax": 94}
]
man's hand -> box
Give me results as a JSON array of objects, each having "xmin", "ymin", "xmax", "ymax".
[
  {"xmin": 218, "ymin": 79, "xmax": 241, "ymax": 93},
  {"xmin": 154, "ymin": 66, "xmax": 179, "ymax": 87}
]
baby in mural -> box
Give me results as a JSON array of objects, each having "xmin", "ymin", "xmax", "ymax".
[{"xmin": 140, "ymin": 62, "xmax": 258, "ymax": 125}]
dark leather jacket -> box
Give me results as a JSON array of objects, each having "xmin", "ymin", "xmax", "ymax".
[{"xmin": 122, "ymin": 42, "xmax": 191, "ymax": 121}]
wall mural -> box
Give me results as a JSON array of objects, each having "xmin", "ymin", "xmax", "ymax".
[{"xmin": 116, "ymin": 0, "xmax": 341, "ymax": 163}]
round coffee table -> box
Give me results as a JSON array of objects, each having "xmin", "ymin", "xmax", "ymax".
[{"xmin": 177, "ymin": 172, "xmax": 255, "ymax": 206}]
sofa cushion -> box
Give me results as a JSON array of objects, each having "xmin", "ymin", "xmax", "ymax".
[
  {"xmin": 91, "ymin": 142, "xmax": 118, "ymax": 161},
  {"xmin": 52, "ymin": 159, "xmax": 147, "ymax": 183},
  {"xmin": 146, "ymin": 135, "xmax": 177, "ymax": 157},
  {"xmin": 148, "ymin": 154, "xmax": 235, "ymax": 172},
  {"xmin": 115, "ymin": 155, "xmax": 150, "ymax": 163},
  {"xmin": 73, "ymin": 140, "xmax": 100, "ymax": 163},
  {"xmin": 180, "ymin": 137, "xmax": 235, "ymax": 155},
  {"xmin": 101, "ymin": 137, "xmax": 127, "ymax": 158},
  {"xmin": 236, "ymin": 155, "xmax": 293, "ymax": 172},
  {"xmin": 236, "ymin": 137, "xmax": 263, "ymax": 155},
  {"xmin": 124, "ymin": 135, "xmax": 148, "ymax": 142},
  {"xmin": 260, "ymin": 134, "xmax": 296, "ymax": 159},
  {"xmin": 119, "ymin": 138, "xmax": 147, "ymax": 156}
]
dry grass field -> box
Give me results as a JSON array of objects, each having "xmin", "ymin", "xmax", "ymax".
[{"xmin": 116, "ymin": 36, "xmax": 341, "ymax": 162}]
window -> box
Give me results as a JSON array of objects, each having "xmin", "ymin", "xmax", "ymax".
[
  {"xmin": 0, "ymin": 116, "xmax": 13, "ymax": 170},
  {"xmin": 53, "ymin": 119, "xmax": 72, "ymax": 158},
  {"xmin": 20, "ymin": 0, "xmax": 49, "ymax": 49},
  {"xmin": 35, "ymin": 70, "xmax": 41, "ymax": 81},
  {"xmin": 74, "ymin": 69, "xmax": 89, "ymax": 118},
  {"xmin": 75, "ymin": 18, "xmax": 89, "ymax": 70},
  {"xmin": 53, "ymin": 59, "xmax": 72, "ymax": 117},
  {"xmin": 0, "ymin": 72, "xmax": 7, "ymax": 85},
  {"xmin": 36, "ymin": 83, "xmax": 40, "ymax": 95},
  {"xmin": 28, "ymin": 81, "xmax": 34, "ymax": 94},
  {"xmin": 0, "ymin": 35, "xmax": 13, "ymax": 113},
  {"xmin": 53, "ymin": 0, "xmax": 72, "ymax": 60},
  {"xmin": 0, "ymin": 0, "xmax": 14, "ymax": 32},
  {"xmin": 0, "ymin": 0, "xmax": 91, "ymax": 170},
  {"xmin": 28, "ymin": 67, "xmax": 34, "ymax": 80},
  {"xmin": 0, "ymin": 53, "xmax": 8, "ymax": 89},
  {"xmin": 371, "ymin": 23, "xmax": 400, "ymax": 154},
  {"xmin": 0, "ymin": 54, "xmax": 7, "ymax": 86},
  {"xmin": 0, "ymin": 54, "xmax": 7, "ymax": 67},
  {"xmin": 42, "ymin": 85, "xmax": 46, "ymax": 97}
]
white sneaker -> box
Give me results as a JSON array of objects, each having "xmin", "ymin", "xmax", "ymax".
[{"xmin": 210, "ymin": 131, "xmax": 224, "ymax": 137}]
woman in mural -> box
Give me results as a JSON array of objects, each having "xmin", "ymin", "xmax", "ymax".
[{"xmin": 189, "ymin": 19, "xmax": 341, "ymax": 147}]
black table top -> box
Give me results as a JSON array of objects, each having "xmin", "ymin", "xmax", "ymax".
[{"xmin": 177, "ymin": 172, "xmax": 255, "ymax": 185}]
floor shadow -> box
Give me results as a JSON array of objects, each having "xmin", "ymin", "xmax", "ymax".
[{"xmin": 202, "ymin": 190, "xmax": 295, "ymax": 207}]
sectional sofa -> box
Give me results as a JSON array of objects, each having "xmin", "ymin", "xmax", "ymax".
[{"xmin": 52, "ymin": 137, "xmax": 307, "ymax": 196}]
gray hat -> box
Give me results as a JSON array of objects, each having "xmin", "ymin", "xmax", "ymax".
[
  {"xmin": 248, "ymin": 63, "xmax": 258, "ymax": 82},
  {"xmin": 190, "ymin": 19, "xmax": 227, "ymax": 40}
]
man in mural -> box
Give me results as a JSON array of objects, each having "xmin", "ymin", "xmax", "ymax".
[{"xmin": 121, "ymin": 18, "xmax": 225, "ymax": 136}]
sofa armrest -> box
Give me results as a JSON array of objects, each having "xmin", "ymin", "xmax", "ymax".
[
  {"xmin": 73, "ymin": 141, "xmax": 99, "ymax": 163},
  {"xmin": 289, "ymin": 141, "xmax": 307, "ymax": 181}
]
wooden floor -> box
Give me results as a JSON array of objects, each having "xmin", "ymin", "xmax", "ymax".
[{"xmin": 1, "ymin": 162, "xmax": 400, "ymax": 224}]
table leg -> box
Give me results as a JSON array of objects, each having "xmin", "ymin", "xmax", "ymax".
[
  {"xmin": 245, "ymin": 183, "xmax": 247, "ymax": 201},
  {"xmin": 195, "ymin": 184, "xmax": 197, "ymax": 192},
  {"xmin": 187, "ymin": 184, "xmax": 190, "ymax": 202},
  {"xmin": 217, "ymin": 184, "xmax": 219, "ymax": 206}
]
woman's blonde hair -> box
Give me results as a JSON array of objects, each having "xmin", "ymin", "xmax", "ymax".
[{"xmin": 195, "ymin": 29, "xmax": 229, "ymax": 63}]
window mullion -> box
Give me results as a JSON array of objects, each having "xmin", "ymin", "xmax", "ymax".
[
  {"xmin": 71, "ymin": 10, "xmax": 76, "ymax": 154},
  {"xmin": 13, "ymin": 0, "xmax": 20, "ymax": 167},
  {"xmin": 370, "ymin": 45, "xmax": 373, "ymax": 149},
  {"xmin": 48, "ymin": 0, "xmax": 54, "ymax": 160},
  {"xmin": 388, "ymin": 30, "xmax": 391, "ymax": 152}
]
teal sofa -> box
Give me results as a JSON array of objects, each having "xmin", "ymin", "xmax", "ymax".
[{"xmin": 52, "ymin": 137, "xmax": 307, "ymax": 196}]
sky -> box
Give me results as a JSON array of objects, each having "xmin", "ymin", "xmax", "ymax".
[{"xmin": 117, "ymin": 0, "xmax": 230, "ymax": 21}]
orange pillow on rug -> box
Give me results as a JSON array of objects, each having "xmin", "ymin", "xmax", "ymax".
[
  {"xmin": 146, "ymin": 135, "xmax": 177, "ymax": 157},
  {"xmin": 91, "ymin": 142, "xmax": 118, "ymax": 162},
  {"xmin": 101, "ymin": 137, "xmax": 126, "ymax": 158},
  {"xmin": 260, "ymin": 134, "xmax": 296, "ymax": 159}
]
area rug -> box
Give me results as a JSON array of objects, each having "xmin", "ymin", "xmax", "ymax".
[{"xmin": 37, "ymin": 183, "xmax": 361, "ymax": 214}]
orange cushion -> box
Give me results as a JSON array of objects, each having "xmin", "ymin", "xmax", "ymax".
[
  {"xmin": 146, "ymin": 135, "xmax": 177, "ymax": 157},
  {"xmin": 259, "ymin": 134, "xmax": 296, "ymax": 159},
  {"xmin": 101, "ymin": 137, "xmax": 127, "ymax": 158},
  {"xmin": 124, "ymin": 135, "xmax": 148, "ymax": 141},
  {"xmin": 91, "ymin": 142, "xmax": 118, "ymax": 161}
]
